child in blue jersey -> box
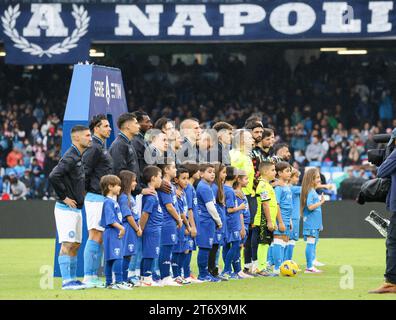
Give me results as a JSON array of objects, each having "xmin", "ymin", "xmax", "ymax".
[
  {"xmin": 196, "ymin": 163, "xmax": 223, "ymax": 282},
  {"xmin": 99, "ymin": 175, "xmax": 132, "ymax": 290},
  {"xmin": 233, "ymin": 170, "xmax": 253, "ymax": 279},
  {"xmin": 118, "ymin": 170, "xmax": 142, "ymax": 284},
  {"xmin": 221, "ymin": 166, "xmax": 246, "ymax": 280},
  {"xmin": 286, "ymin": 168, "xmax": 301, "ymax": 261},
  {"xmin": 301, "ymin": 168, "xmax": 326, "ymax": 274},
  {"xmin": 273, "ymin": 161, "xmax": 292, "ymax": 274},
  {"xmin": 157, "ymin": 160, "xmax": 183, "ymax": 287},
  {"xmin": 173, "ymin": 166, "xmax": 192, "ymax": 285},
  {"xmin": 139, "ymin": 166, "xmax": 164, "ymax": 287},
  {"xmin": 181, "ymin": 163, "xmax": 202, "ymax": 283},
  {"xmin": 209, "ymin": 163, "xmax": 227, "ymax": 280}
]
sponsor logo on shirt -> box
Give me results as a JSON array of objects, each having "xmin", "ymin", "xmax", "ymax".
[{"xmin": 68, "ymin": 231, "xmax": 75, "ymax": 238}]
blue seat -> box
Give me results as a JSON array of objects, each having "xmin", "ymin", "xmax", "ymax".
[
  {"xmin": 320, "ymin": 166, "xmax": 331, "ymax": 173},
  {"xmin": 309, "ymin": 161, "xmax": 322, "ymax": 167},
  {"xmin": 330, "ymin": 167, "xmax": 343, "ymax": 173}
]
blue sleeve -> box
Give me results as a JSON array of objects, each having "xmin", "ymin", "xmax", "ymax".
[
  {"xmin": 142, "ymin": 196, "xmax": 155, "ymax": 215},
  {"xmin": 185, "ymin": 187, "xmax": 193, "ymax": 210},
  {"xmin": 291, "ymin": 186, "xmax": 302, "ymax": 195},
  {"xmin": 199, "ymin": 186, "xmax": 214, "ymax": 203},
  {"xmin": 225, "ymin": 189, "xmax": 236, "ymax": 209},
  {"xmin": 306, "ymin": 190, "xmax": 317, "ymax": 207},
  {"xmin": 158, "ymin": 190, "xmax": 173, "ymax": 205},
  {"xmin": 118, "ymin": 194, "xmax": 132, "ymax": 219},
  {"xmin": 377, "ymin": 149, "xmax": 396, "ymax": 178},
  {"xmin": 275, "ymin": 186, "xmax": 282, "ymax": 203},
  {"xmin": 102, "ymin": 201, "xmax": 117, "ymax": 226}
]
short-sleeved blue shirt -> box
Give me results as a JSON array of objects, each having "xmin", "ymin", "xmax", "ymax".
[
  {"xmin": 158, "ymin": 184, "xmax": 179, "ymax": 228},
  {"xmin": 291, "ymin": 186, "xmax": 301, "ymax": 220},
  {"xmin": 275, "ymin": 185, "xmax": 293, "ymax": 223},
  {"xmin": 142, "ymin": 193, "xmax": 163, "ymax": 232},
  {"xmin": 196, "ymin": 180, "xmax": 216, "ymax": 222},
  {"xmin": 303, "ymin": 188, "xmax": 322, "ymax": 230},
  {"xmin": 224, "ymin": 185, "xmax": 242, "ymax": 233}
]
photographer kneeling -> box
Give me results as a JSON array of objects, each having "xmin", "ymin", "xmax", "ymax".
[{"xmin": 370, "ymin": 136, "xmax": 396, "ymax": 294}]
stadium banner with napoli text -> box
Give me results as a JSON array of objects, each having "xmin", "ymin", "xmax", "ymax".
[{"xmin": 1, "ymin": 1, "xmax": 396, "ymax": 64}]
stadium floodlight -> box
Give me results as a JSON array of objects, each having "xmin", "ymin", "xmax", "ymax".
[
  {"xmin": 337, "ymin": 49, "xmax": 367, "ymax": 55},
  {"xmin": 0, "ymin": 51, "xmax": 6, "ymax": 56},
  {"xmin": 89, "ymin": 49, "xmax": 105, "ymax": 57},
  {"xmin": 320, "ymin": 48, "xmax": 347, "ymax": 52}
]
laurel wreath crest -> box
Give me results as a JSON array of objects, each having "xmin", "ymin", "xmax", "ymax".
[{"xmin": 1, "ymin": 4, "xmax": 90, "ymax": 58}]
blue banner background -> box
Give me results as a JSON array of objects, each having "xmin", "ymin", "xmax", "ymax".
[{"xmin": 1, "ymin": 1, "xmax": 396, "ymax": 64}]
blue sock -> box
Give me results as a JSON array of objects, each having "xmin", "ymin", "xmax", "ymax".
[
  {"xmin": 171, "ymin": 253, "xmax": 181, "ymax": 278},
  {"xmin": 122, "ymin": 257, "xmax": 130, "ymax": 282},
  {"xmin": 267, "ymin": 245, "xmax": 274, "ymax": 266},
  {"xmin": 306, "ymin": 240, "xmax": 316, "ymax": 269},
  {"xmin": 105, "ymin": 260, "xmax": 114, "ymax": 286},
  {"xmin": 178, "ymin": 253, "xmax": 187, "ymax": 277},
  {"xmin": 142, "ymin": 258, "xmax": 153, "ymax": 277},
  {"xmin": 183, "ymin": 251, "xmax": 192, "ymax": 278},
  {"xmin": 159, "ymin": 245, "xmax": 173, "ymax": 279},
  {"xmin": 224, "ymin": 241, "xmax": 239, "ymax": 273},
  {"xmin": 232, "ymin": 246, "xmax": 242, "ymax": 273},
  {"xmin": 272, "ymin": 240, "xmax": 283, "ymax": 271},
  {"xmin": 222, "ymin": 244, "xmax": 230, "ymax": 268},
  {"xmin": 95, "ymin": 244, "xmax": 103, "ymax": 276},
  {"xmin": 113, "ymin": 259, "xmax": 123, "ymax": 283},
  {"xmin": 198, "ymin": 247, "xmax": 210, "ymax": 278},
  {"xmin": 285, "ymin": 240, "xmax": 295, "ymax": 261},
  {"xmin": 152, "ymin": 258, "xmax": 160, "ymax": 280},
  {"xmin": 281, "ymin": 242, "xmax": 287, "ymax": 262},
  {"xmin": 70, "ymin": 256, "xmax": 77, "ymax": 280},
  {"xmin": 58, "ymin": 255, "xmax": 71, "ymax": 283},
  {"xmin": 83, "ymin": 240, "xmax": 100, "ymax": 277},
  {"xmin": 128, "ymin": 254, "xmax": 137, "ymax": 277}
]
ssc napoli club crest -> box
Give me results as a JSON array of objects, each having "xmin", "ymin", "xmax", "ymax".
[
  {"xmin": 189, "ymin": 240, "xmax": 194, "ymax": 247},
  {"xmin": 68, "ymin": 231, "xmax": 75, "ymax": 238},
  {"xmin": 234, "ymin": 231, "xmax": 239, "ymax": 238},
  {"xmin": 171, "ymin": 234, "xmax": 176, "ymax": 242},
  {"xmin": 114, "ymin": 248, "xmax": 121, "ymax": 256},
  {"xmin": 209, "ymin": 238, "xmax": 213, "ymax": 246},
  {"xmin": 217, "ymin": 234, "xmax": 222, "ymax": 241},
  {"xmin": 158, "ymin": 206, "xmax": 162, "ymax": 213},
  {"xmin": 155, "ymin": 247, "xmax": 160, "ymax": 255},
  {"xmin": 128, "ymin": 244, "xmax": 134, "ymax": 252}
]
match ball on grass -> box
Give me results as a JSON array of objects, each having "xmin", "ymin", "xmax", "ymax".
[{"xmin": 280, "ymin": 260, "xmax": 299, "ymax": 277}]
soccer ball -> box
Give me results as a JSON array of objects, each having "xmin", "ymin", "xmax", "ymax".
[{"xmin": 280, "ymin": 260, "xmax": 299, "ymax": 277}]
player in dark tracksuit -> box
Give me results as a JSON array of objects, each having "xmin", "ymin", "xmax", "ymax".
[
  {"xmin": 49, "ymin": 125, "xmax": 92, "ymax": 290},
  {"xmin": 81, "ymin": 114, "xmax": 113, "ymax": 287}
]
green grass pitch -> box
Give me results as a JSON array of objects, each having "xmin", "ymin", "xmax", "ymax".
[{"xmin": 0, "ymin": 238, "xmax": 395, "ymax": 300}]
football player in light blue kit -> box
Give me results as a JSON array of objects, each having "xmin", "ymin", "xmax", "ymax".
[
  {"xmin": 273, "ymin": 162, "xmax": 293, "ymax": 274},
  {"xmin": 301, "ymin": 168, "xmax": 326, "ymax": 274},
  {"xmin": 196, "ymin": 163, "xmax": 223, "ymax": 282},
  {"xmin": 99, "ymin": 175, "xmax": 132, "ymax": 290},
  {"xmin": 157, "ymin": 160, "xmax": 183, "ymax": 287},
  {"xmin": 118, "ymin": 170, "xmax": 142, "ymax": 285}
]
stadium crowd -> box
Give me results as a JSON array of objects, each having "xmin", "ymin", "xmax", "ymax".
[{"xmin": 0, "ymin": 50, "xmax": 394, "ymax": 200}]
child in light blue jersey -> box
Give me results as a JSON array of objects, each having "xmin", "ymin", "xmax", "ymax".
[
  {"xmin": 286, "ymin": 168, "xmax": 301, "ymax": 261},
  {"xmin": 273, "ymin": 162, "xmax": 293, "ymax": 274},
  {"xmin": 99, "ymin": 175, "xmax": 131, "ymax": 290},
  {"xmin": 118, "ymin": 170, "xmax": 142, "ymax": 285},
  {"xmin": 173, "ymin": 166, "xmax": 192, "ymax": 285},
  {"xmin": 301, "ymin": 168, "xmax": 326, "ymax": 274}
]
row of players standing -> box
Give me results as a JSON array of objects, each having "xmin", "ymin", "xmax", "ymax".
[{"xmin": 49, "ymin": 112, "xmax": 327, "ymax": 290}]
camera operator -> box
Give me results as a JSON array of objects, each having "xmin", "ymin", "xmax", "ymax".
[{"xmin": 370, "ymin": 130, "xmax": 396, "ymax": 294}]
